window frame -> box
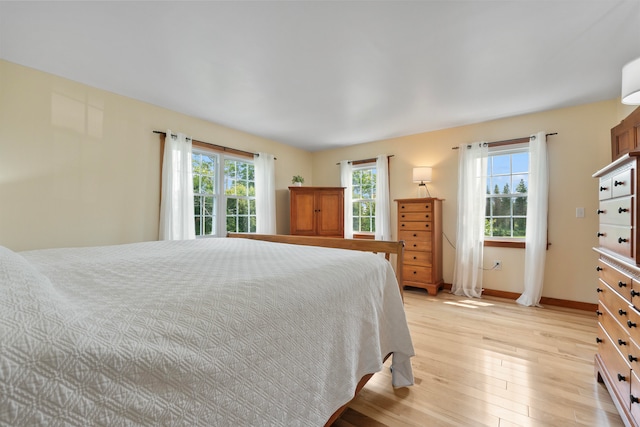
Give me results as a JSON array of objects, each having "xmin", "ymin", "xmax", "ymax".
[
  {"xmin": 192, "ymin": 145, "xmax": 256, "ymax": 237},
  {"xmin": 484, "ymin": 138, "xmax": 530, "ymax": 249},
  {"xmin": 350, "ymin": 161, "xmax": 377, "ymax": 238}
]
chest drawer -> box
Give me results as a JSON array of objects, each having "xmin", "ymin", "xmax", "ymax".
[
  {"xmin": 598, "ymin": 259, "xmax": 633, "ymax": 302},
  {"xmin": 601, "ymin": 303, "xmax": 633, "ymax": 358},
  {"xmin": 403, "ymin": 265, "xmax": 432, "ymax": 283},
  {"xmin": 600, "ymin": 280, "xmax": 632, "ymax": 329},
  {"xmin": 399, "ymin": 221, "xmax": 432, "ymax": 231},
  {"xmin": 404, "ymin": 250, "xmax": 432, "ymax": 266},
  {"xmin": 599, "ymin": 176, "xmax": 612, "ymax": 200},
  {"xmin": 612, "ymin": 168, "xmax": 634, "ymax": 199},
  {"xmin": 631, "ymin": 370, "xmax": 640, "ymax": 424},
  {"xmin": 599, "ymin": 324, "xmax": 632, "ymax": 407},
  {"xmin": 398, "ymin": 202, "xmax": 432, "ymax": 212},
  {"xmin": 399, "ymin": 211, "xmax": 433, "ymax": 221},
  {"xmin": 598, "ymin": 244, "xmax": 631, "ymax": 280},
  {"xmin": 599, "ymin": 226, "xmax": 634, "ymax": 262},
  {"xmin": 598, "ymin": 197, "xmax": 633, "ymax": 226},
  {"xmin": 398, "ymin": 230, "xmax": 431, "ymax": 242}
]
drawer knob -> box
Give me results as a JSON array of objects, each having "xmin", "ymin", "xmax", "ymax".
[
  {"xmin": 619, "ymin": 339, "xmax": 628, "ymax": 346},
  {"xmin": 413, "ymin": 233, "xmax": 417, "ymax": 237},
  {"xmin": 600, "ymin": 186, "xmax": 608, "ymax": 191},
  {"xmin": 618, "ymin": 373, "xmax": 627, "ymax": 382},
  {"xmin": 628, "ymin": 320, "xmax": 637, "ymax": 328},
  {"xmin": 629, "ymin": 354, "xmax": 638, "ymax": 362},
  {"xmin": 596, "ymin": 337, "xmax": 603, "ymax": 343},
  {"xmin": 615, "ymin": 180, "xmax": 625, "ymax": 186},
  {"xmin": 412, "ymin": 271, "xmax": 417, "ymax": 275},
  {"xmin": 413, "ymin": 256, "xmax": 417, "ymax": 260},
  {"xmin": 619, "ymin": 281, "xmax": 628, "ymax": 288},
  {"xmin": 597, "ymin": 209, "xmax": 605, "ymax": 214},
  {"xmin": 619, "ymin": 309, "xmax": 628, "ymax": 316},
  {"xmin": 619, "ymin": 237, "xmax": 629, "ymax": 244},
  {"xmin": 597, "ymin": 232, "xmax": 605, "ymax": 237},
  {"xmin": 597, "ymin": 288, "xmax": 604, "ymax": 293},
  {"xmin": 632, "ymin": 290, "xmax": 640, "ymax": 298},
  {"xmin": 596, "ymin": 266, "xmax": 603, "ymax": 271},
  {"xmin": 596, "ymin": 310, "xmax": 603, "ymax": 316},
  {"xmin": 619, "ymin": 207, "xmax": 629, "ymax": 213},
  {"xmin": 632, "ymin": 395, "xmax": 640, "ymax": 404}
]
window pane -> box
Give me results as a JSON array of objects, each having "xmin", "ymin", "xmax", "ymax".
[
  {"xmin": 493, "ymin": 218, "xmax": 512, "ymax": 237},
  {"xmin": 513, "ymin": 217, "xmax": 526, "ymax": 237},
  {"xmin": 227, "ymin": 216, "xmax": 236, "ymax": 233},
  {"xmin": 195, "ymin": 217, "xmax": 201, "ymax": 236},
  {"xmin": 512, "ymin": 153, "xmax": 528, "ymax": 173},
  {"xmin": 204, "ymin": 216, "xmax": 213, "ymax": 235},
  {"xmin": 494, "ymin": 197, "xmax": 512, "ymax": 216},
  {"xmin": 512, "ymin": 175, "xmax": 528, "ymax": 193},
  {"xmin": 492, "ymin": 155, "xmax": 510, "ymax": 175},
  {"xmin": 513, "ymin": 196, "xmax": 527, "ymax": 216},
  {"xmin": 227, "ymin": 198, "xmax": 237, "ymax": 215}
]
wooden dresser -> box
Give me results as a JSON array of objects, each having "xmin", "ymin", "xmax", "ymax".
[
  {"xmin": 594, "ymin": 152, "xmax": 640, "ymax": 426},
  {"xmin": 289, "ymin": 186, "xmax": 344, "ymax": 237},
  {"xmin": 395, "ymin": 198, "xmax": 443, "ymax": 295}
]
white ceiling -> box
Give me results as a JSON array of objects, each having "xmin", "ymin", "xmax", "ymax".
[{"xmin": 1, "ymin": 1, "xmax": 640, "ymax": 151}]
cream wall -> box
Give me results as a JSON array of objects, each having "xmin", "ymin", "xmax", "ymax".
[
  {"xmin": 0, "ymin": 60, "xmax": 311, "ymax": 251},
  {"xmin": 311, "ymin": 100, "xmax": 634, "ymax": 304}
]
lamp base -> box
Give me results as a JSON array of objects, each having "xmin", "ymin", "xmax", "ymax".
[{"xmin": 417, "ymin": 183, "xmax": 427, "ymax": 198}]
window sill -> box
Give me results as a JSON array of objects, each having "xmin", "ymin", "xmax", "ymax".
[
  {"xmin": 484, "ymin": 239, "xmax": 525, "ymax": 249},
  {"xmin": 353, "ymin": 233, "xmax": 375, "ymax": 240}
]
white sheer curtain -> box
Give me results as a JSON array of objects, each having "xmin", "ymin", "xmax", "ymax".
[
  {"xmin": 159, "ymin": 130, "xmax": 195, "ymax": 240},
  {"xmin": 375, "ymin": 154, "xmax": 391, "ymax": 241},
  {"xmin": 452, "ymin": 142, "xmax": 488, "ymax": 298},
  {"xmin": 340, "ymin": 160, "xmax": 353, "ymax": 239},
  {"xmin": 517, "ymin": 132, "xmax": 549, "ymax": 307},
  {"xmin": 254, "ymin": 152, "xmax": 276, "ymax": 234}
]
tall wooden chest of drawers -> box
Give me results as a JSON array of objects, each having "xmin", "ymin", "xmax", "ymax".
[
  {"xmin": 395, "ymin": 198, "xmax": 443, "ymax": 295},
  {"xmin": 594, "ymin": 152, "xmax": 640, "ymax": 426}
]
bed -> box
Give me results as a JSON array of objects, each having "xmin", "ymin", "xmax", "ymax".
[{"xmin": 0, "ymin": 235, "xmax": 414, "ymax": 426}]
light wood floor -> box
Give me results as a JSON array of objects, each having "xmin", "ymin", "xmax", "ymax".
[{"xmin": 334, "ymin": 288, "xmax": 625, "ymax": 427}]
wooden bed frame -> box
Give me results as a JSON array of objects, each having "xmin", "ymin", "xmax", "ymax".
[{"xmin": 227, "ymin": 233, "xmax": 405, "ymax": 425}]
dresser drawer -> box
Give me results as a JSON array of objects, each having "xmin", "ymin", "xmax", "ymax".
[
  {"xmin": 398, "ymin": 202, "xmax": 433, "ymax": 212},
  {"xmin": 398, "ymin": 230, "xmax": 431, "ymax": 242},
  {"xmin": 399, "ymin": 211, "xmax": 433, "ymax": 221},
  {"xmin": 599, "ymin": 324, "xmax": 632, "ymax": 408},
  {"xmin": 629, "ymin": 337, "xmax": 640, "ymax": 371},
  {"xmin": 598, "ymin": 259, "xmax": 633, "ymax": 302},
  {"xmin": 403, "ymin": 265, "xmax": 432, "ymax": 283},
  {"xmin": 404, "ymin": 240, "xmax": 432, "ymax": 252},
  {"xmin": 627, "ymin": 306, "xmax": 640, "ymax": 338},
  {"xmin": 599, "ymin": 280, "xmax": 632, "ymax": 329},
  {"xmin": 600, "ymin": 303, "xmax": 632, "ymax": 359},
  {"xmin": 631, "ymin": 370, "xmax": 640, "ymax": 424},
  {"xmin": 599, "ymin": 224, "xmax": 633, "ymax": 259},
  {"xmin": 612, "ymin": 168, "xmax": 634, "ymax": 199},
  {"xmin": 404, "ymin": 250, "xmax": 432, "ymax": 266},
  {"xmin": 399, "ymin": 221, "xmax": 432, "ymax": 231},
  {"xmin": 599, "ymin": 176, "xmax": 612, "ymax": 200},
  {"xmin": 598, "ymin": 197, "xmax": 633, "ymax": 226}
]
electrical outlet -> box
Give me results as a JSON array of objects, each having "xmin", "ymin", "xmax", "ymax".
[{"xmin": 494, "ymin": 260, "xmax": 502, "ymax": 270}]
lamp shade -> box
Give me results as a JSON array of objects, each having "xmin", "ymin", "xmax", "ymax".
[
  {"xmin": 622, "ymin": 57, "xmax": 640, "ymax": 105},
  {"xmin": 413, "ymin": 167, "xmax": 432, "ymax": 183}
]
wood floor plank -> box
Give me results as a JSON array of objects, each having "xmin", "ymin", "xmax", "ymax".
[{"xmin": 334, "ymin": 290, "xmax": 625, "ymax": 427}]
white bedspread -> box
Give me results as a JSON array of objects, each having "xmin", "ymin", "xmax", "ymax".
[{"xmin": 0, "ymin": 238, "xmax": 414, "ymax": 426}]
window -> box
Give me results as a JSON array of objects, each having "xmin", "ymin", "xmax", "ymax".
[
  {"xmin": 224, "ymin": 158, "xmax": 256, "ymax": 233},
  {"xmin": 351, "ymin": 165, "xmax": 377, "ymax": 235},
  {"xmin": 485, "ymin": 144, "xmax": 529, "ymax": 241},
  {"xmin": 192, "ymin": 149, "xmax": 255, "ymax": 236}
]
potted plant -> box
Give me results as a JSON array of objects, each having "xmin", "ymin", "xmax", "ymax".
[{"xmin": 291, "ymin": 175, "xmax": 304, "ymax": 186}]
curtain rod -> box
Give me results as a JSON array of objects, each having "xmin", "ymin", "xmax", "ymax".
[
  {"xmin": 335, "ymin": 154, "xmax": 394, "ymax": 166},
  {"xmin": 451, "ymin": 132, "xmax": 557, "ymax": 150},
  {"xmin": 153, "ymin": 130, "xmax": 275, "ymax": 159}
]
